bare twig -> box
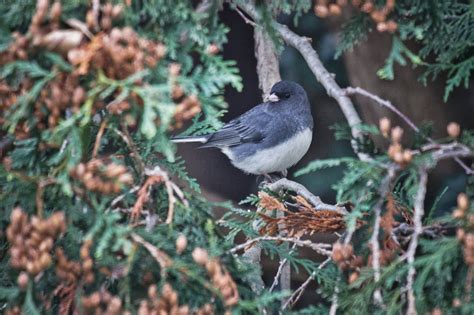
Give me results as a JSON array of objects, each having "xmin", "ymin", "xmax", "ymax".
[
  {"xmin": 234, "ymin": 6, "xmax": 257, "ymax": 26},
  {"xmin": 282, "ymin": 257, "xmax": 331, "ymax": 310},
  {"xmin": 405, "ymin": 168, "xmax": 428, "ymax": 315},
  {"xmin": 268, "ymin": 178, "xmax": 348, "ymax": 215},
  {"xmin": 230, "ymin": 236, "xmax": 332, "ymax": 256},
  {"xmin": 344, "ymin": 86, "xmax": 474, "ymax": 175},
  {"xmin": 270, "ymin": 243, "xmax": 297, "ymax": 292},
  {"xmin": 344, "ymin": 87, "xmax": 420, "ymax": 133}
]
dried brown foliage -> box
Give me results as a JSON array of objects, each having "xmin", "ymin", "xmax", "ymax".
[{"xmin": 258, "ymin": 192, "xmax": 346, "ymax": 237}]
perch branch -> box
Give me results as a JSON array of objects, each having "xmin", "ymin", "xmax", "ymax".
[{"xmin": 267, "ymin": 178, "xmax": 348, "ymax": 215}]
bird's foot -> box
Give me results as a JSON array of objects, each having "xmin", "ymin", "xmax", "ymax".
[{"xmin": 258, "ymin": 173, "xmax": 284, "ymax": 188}]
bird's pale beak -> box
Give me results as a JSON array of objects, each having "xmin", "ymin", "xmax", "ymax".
[{"xmin": 264, "ymin": 93, "xmax": 279, "ymax": 103}]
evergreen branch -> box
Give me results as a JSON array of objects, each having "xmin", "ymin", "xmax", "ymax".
[
  {"xmin": 344, "ymin": 86, "xmax": 474, "ymax": 175},
  {"xmin": 230, "ymin": 236, "xmax": 332, "ymax": 256}
]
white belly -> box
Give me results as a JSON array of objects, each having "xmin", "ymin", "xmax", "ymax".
[{"xmin": 223, "ymin": 129, "xmax": 313, "ymax": 175}]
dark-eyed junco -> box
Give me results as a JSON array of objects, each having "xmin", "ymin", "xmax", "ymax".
[{"xmin": 172, "ymin": 81, "xmax": 313, "ymax": 177}]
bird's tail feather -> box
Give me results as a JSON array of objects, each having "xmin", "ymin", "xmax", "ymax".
[{"xmin": 171, "ymin": 135, "xmax": 209, "ymax": 144}]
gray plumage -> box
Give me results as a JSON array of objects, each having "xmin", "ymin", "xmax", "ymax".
[{"xmin": 172, "ymin": 81, "xmax": 313, "ymax": 175}]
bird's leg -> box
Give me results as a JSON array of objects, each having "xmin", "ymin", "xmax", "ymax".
[
  {"xmin": 258, "ymin": 173, "xmax": 275, "ymax": 189},
  {"xmin": 280, "ymin": 169, "xmax": 288, "ymax": 178}
]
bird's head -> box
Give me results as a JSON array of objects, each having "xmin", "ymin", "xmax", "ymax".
[{"xmin": 264, "ymin": 81, "xmax": 306, "ymax": 103}]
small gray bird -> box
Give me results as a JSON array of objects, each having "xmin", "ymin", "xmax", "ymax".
[{"xmin": 172, "ymin": 81, "xmax": 313, "ymax": 177}]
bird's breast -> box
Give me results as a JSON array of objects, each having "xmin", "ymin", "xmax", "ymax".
[{"xmin": 222, "ymin": 128, "xmax": 313, "ymax": 175}]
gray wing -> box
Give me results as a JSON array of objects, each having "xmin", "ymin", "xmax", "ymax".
[{"xmin": 199, "ymin": 104, "xmax": 272, "ymax": 148}]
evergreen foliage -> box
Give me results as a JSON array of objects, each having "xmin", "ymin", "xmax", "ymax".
[{"xmin": 0, "ymin": 1, "xmax": 473, "ymax": 315}]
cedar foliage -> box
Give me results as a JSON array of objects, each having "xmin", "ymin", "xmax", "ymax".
[{"xmin": 0, "ymin": 1, "xmax": 473, "ymax": 315}]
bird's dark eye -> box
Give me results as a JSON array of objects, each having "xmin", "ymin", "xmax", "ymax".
[{"xmin": 284, "ymin": 93, "xmax": 290, "ymax": 98}]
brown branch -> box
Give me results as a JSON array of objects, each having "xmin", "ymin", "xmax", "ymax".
[
  {"xmin": 269, "ymin": 243, "xmax": 297, "ymax": 292},
  {"xmin": 254, "ymin": 28, "xmax": 281, "ymax": 96}
]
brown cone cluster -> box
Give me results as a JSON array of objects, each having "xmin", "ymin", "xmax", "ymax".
[
  {"xmin": 331, "ymin": 242, "xmax": 364, "ymax": 283},
  {"xmin": 137, "ymin": 283, "xmax": 190, "ymax": 315},
  {"xmin": 71, "ymin": 159, "xmax": 134, "ymax": 195},
  {"xmin": 82, "ymin": 289, "xmax": 126, "ymax": 315},
  {"xmin": 192, "ymin": 248, "xmax": 239, "ymax": 309},
  {"xmin": 380, "ymin": 118, "xmax": 413, "ymax": 166},
  {"xmin": 0, "ymin": 0, "xmax": 166, "ymax": 142},
  {"xmin": 55, "ymin": 239, "xmax": 96, "ymax": 285},
  {"xmin": 453, "ymin": 193, "xmax": 474, "ymax": 265},
  {"xmin": 6, "ymin": 208, "xmax": 66, "ymax": 275},
  {"xmin": 68, "ymin": 26, "xmax": 166, "ymax": 80},
  {"xmin": 314, "ymin": 0, "xmax": 398, "ymax": 33}
]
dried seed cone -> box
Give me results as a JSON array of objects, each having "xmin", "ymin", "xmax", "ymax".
[
  {"xmin": 447, "ymin": 122, "xmax": 461, "ymax": 138},
  {"xmin": 379, "ymin": 117, "xmax": 391, "ymax": 137},
  {"xmin": 176, "ymin": 234, "xmax": 187, "ymax": 254},
  {"xmin": 457, "ymin": 193, "xmax": 469, "ymax": 211}
]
